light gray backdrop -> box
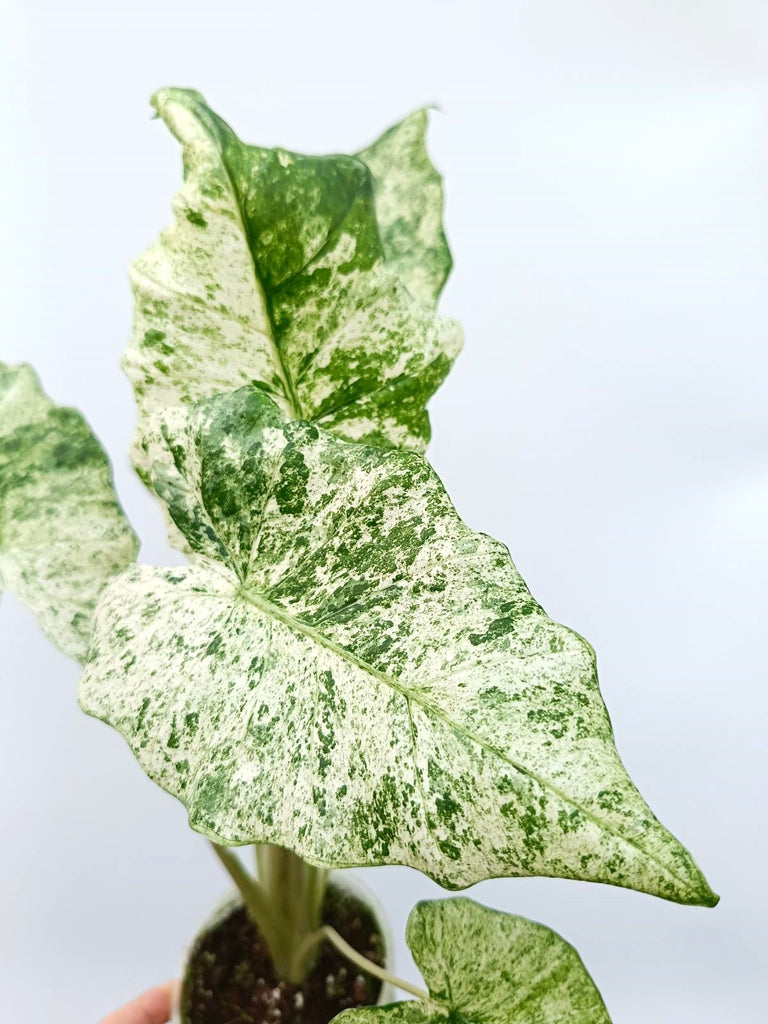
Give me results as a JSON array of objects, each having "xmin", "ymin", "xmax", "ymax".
[{"xmin": 1, "ymin": 1, "xmax": 766, "ymax": 1021}]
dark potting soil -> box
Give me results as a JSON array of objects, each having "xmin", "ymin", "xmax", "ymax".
[{"xmin": 181, "ymin": 884, "xmax": 385, "ymax": 1024}]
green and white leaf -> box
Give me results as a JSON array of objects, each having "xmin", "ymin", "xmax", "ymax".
[
  {"xmin": 126, "ymin": 87, "xmax": 462, "ymax": 483},
  {"xmin": 357, "ymin": 108, "xmax": 452, "ymax": 308},
  {"xmin": 0, "ymin": 363, "xmax": 138, "ymax": 662},
  {"xmin": 337, "ymin": 898, "xmax": 611, "ymax": 1024},
  {"xmin": 79, "ymin": 388, "xmax": 716, "ymax": 903}
]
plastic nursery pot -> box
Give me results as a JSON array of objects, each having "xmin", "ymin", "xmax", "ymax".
[{"xmin": 173, "ymin": 871, "xmax": 394, "ymax": 1024}]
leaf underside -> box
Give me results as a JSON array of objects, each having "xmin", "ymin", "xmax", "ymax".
[
  {"xmin": 126, "ymin": 87, "xmax": 462, "ymax": 487},
  {"xmin": 0, "ymin": 363, "xmax": 138, "ymax": 662},
  {"xmin": 79, "ymin": 388, "xmax": 716, "ymax": 904},
  {"xmin": 336, "ymin": 898, "xmax": 612, "ymax": 1024}
]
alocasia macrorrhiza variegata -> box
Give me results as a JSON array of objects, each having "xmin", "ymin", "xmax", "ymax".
[
  {"xmin": 2, "ymin": 88, "xmax": 717, "ymax": 1023},
  {"xmin": 125, "ymin": 88, "xmax": 461, "ymax": 482},
  {"xmin": 0, "ymin": 363, "xmax": 137, "ymax": 661}
]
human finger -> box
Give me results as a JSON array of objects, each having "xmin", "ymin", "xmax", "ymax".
[{"xmin": 98, "ymin": 980, "xmax": 175, "ymax": 1024}]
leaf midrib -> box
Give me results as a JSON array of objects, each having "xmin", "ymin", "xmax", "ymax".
[
  {"xmin": 203, "ymin": 127, "xmax": 303, "ymax": 420},
  {"xmin": 234, "ymin": 582, "xmax": 695, "ymax": 894},
  {"xmin": 199, "ymin": 107, "xmax": 377, "ymax": 424}
]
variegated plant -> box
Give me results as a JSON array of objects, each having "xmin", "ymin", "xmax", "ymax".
[
  {"xmin": 80, "ymin": 386, "xmax": 713, "ymax": 908},
  {"xmin": 337, "ymin": 899, "xmax": 611, "ymax": 1024},
  {"xmin": 2, "ymin": 91, "xmax": 717, "ymax": 1022},
  {"xmin": 125, "ymin": 87, "xmax": 461, "ymax": 489},
  {"xmin": 0, "ymin": 363, "xmax": 137, "ymax": 661}
]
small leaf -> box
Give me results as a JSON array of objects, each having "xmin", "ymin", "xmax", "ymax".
[
  {"xmin": 358, "ymin": 109, "xmax": 452, "ymax": 308},
  {"xmin": 0, "ymin": 363, "xmax": 138, "ymax": 661},
  {"xmin": 126, "ymin": 88, "xmax": 462, "ymax": 484},
  {"xmin": 337, "ymin": 898, "xmax": 612, "ymax": 1024},
  {"xmin": 79, "ymin": 388, "xmax": 716, "ymax": 904}
]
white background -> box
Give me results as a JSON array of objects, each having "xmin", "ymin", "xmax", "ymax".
[{"xmin": 1, "ymin": 2, "xmax": 766, "ymax": 1021}]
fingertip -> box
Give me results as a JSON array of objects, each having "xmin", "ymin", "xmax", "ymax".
[{"xmin": 99, "ymin": 980, "xmax": 177, "ymax": 1024}]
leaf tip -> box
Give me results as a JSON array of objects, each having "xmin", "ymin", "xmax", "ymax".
[
  {"xmin": 693, "ymin": 877, "xmax": 720, "ymax": 909},
  {"xmin": 666, "ymin": 855, "xmax": 720, "ymax": 908},
  {"xmin": 149, "ymin": 86, "xmax": 207, "ymax": 118}
]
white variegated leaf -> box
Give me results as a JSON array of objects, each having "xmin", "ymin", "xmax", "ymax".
[
  {"xmin": 0, "ymin": 363, "xmax": 138, "ymax": 661},
  {"xmin": 358, "ymin": 109, "xmax": 452, "ymax": 308},
  {"xmin": 79, "ymin": 388, "xmax": 716, "ymax": 903},
  {"xmin": 126, "ymin": 88, "xmax": 462, "ymax": 483},
  {"xmin": 336, "ymin": 898, "xmax": 611, "ymax": 1024}
]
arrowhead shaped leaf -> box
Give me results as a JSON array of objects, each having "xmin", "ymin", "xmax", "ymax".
[
  {"xmin": 0, "ymin": 363, "xmax": 138, "ymax": 661},
  {"xmin": 79, "ymin": 388, "xmax": 716, "ymax": 904},
  {"xmin": 357, "ymin": 109, "xmax": 452, "ymax": 308},
  {"xmin": 126, "ymin": 88, "xmax": 462, "ymax": 483},
  {"xmin": 336, "ymin": 898, "xmax": 611, "ymax": 1024}
]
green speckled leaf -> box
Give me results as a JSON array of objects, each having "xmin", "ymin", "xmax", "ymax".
[
  {"xmin": 336, "ymin": 898, "xmax": 611, "ymax": 1024},
  {"xmin": 79, "ymin": 388, "xmax": 716, "ymax": 903},
  {"xmin": 0, "ymin": 363, "xmax": 138, "ymax": 661},
  {"xmin": 126, "ymin": 88, "xmax": 462, "ymax": 483},
  {"xmin": 358, "ymin": 109, "xmax": 452, "ymax": 307}
]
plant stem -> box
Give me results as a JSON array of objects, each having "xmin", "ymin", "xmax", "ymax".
[
  {"xmin": 254, "ymin": 843, "xmax": 328, "ymax": 981},
  {"xmin": 292, "ymin": 925, "xmax": 429, "ymax": 1001},
  {"xmin": 212, "ymin": 841, "xmax": 411, "ymax": 995},
  {"xmin": 212, "ymin": 842, "xmax": 329, "ymax": 982},
  {"xmin": 210, "ymin": 843, "xmax": 291, "ymax": 968}
]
